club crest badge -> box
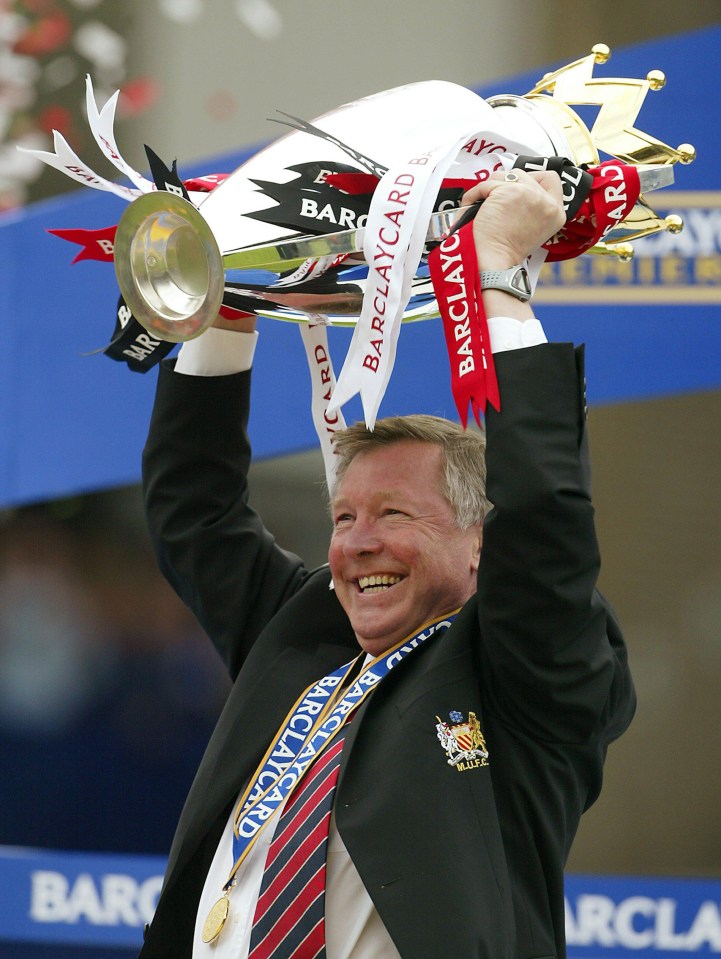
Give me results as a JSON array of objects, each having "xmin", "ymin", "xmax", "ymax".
[{"xmin": 436, "ymin": 710, "xmax": 489, "ymax": 771}]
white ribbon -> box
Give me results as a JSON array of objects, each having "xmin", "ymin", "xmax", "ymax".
[
  {"xmin": 299, "ymin": 323, "xmax": 347, "ymax": 490},
  {"xmin": 18, "ymin": 128, "xmax": 141, "ymax": 201},
  {"xmin": 326, "ymin": 131, "xmax": 470, "ymax": 428},
  {"xmin": 84, "ymin": 75, "xmax": 155, "ymax": 194},
  {"xmin": 326, "ymin": 94, "xmax": 543, "ymax": 429},
  {"xmin": 19, "ymin": 76, "xmax": 214, "ymax": 210}
]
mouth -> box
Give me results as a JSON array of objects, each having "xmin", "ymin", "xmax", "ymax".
[{"xmin": 357, "ymin": 574, "xmax": 403, "ymax": 594}]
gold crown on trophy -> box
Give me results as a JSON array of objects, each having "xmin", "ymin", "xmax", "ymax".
[{"xmin": 490, "ymin": 43, "xmax": 695, "ymax": 259}]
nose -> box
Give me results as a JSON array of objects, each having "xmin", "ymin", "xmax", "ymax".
[{"xmin": 342, "ymin": 516, "xmax": 383, "ymax": 556}]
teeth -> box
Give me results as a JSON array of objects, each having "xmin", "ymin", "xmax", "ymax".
[{"xmin": 358, "ymin": 574, "xmax": 402, "ymax": 592}]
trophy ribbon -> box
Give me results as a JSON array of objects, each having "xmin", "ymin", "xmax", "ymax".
[
  {"xmin": 19, "ymin": 127, "xmax": 141, "ymax": 201},
  {"xmin": 299, "ymin": 323, "xmax": 347, "ymax": 490},
  {"xmin": 34, "ymin": 52, "xmax": 692, "ymax": 474},
  {"xmin": 84, "ymin": 75, "xmax": 155, "ymax": 194},
  {"xmin": 544, "ymin": 159, "xmax": 641, "ymax": 259},
  {"xmin": 326, "ymin": 129, "xmax": 474, "ymax": 427},
  {"xmin": 325, "ymin": 90, "xmax": 557, "ymax": 427},
  {"xmin": 429, "ymin": 221, "xmax": 499, "ymax": 427}
]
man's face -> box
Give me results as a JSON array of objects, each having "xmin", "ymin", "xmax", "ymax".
[{"xmin": 328, "ymin": 441, "xmax": 482, "ymax": 657}]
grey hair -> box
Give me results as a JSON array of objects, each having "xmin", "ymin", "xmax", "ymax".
[{"xmin": 329, "ymin": 414, "xmax": 491, "ymax": 529}]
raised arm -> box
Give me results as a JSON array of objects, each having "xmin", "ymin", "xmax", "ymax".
[
  {"xmin": 142, "ymin": 331, "xmax": 310, "ymax": 679},
  {"xmin": 467, "ymin": 170, "xmax": 634, "ymax": 744}
]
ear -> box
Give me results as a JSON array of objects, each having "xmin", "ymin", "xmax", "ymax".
[{"xmin": 470, "ymin": 527, "xmax": 483, "ymax": 574}]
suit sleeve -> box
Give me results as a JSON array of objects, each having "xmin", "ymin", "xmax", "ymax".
[
  {"xmin": 477, "ymin": 342, "xmax": 635, "ymax": 746},
  {"xmin": 142, "ymin": 362, "xmax": 309, "ymax": 679}
]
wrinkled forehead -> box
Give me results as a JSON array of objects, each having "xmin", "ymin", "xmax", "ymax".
[{"xmin": 332, "ymin": 440, "xmax": 447, "ymax": 503}]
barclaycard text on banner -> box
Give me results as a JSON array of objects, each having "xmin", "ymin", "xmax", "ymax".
[{"xmin": 2, "ymin": 845, "xmax": 721, "ymax": 955}]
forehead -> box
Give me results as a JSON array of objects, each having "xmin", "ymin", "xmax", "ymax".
[{"xmin": 334, "ymin": 441, "xmax": 446, "ymax": 502}]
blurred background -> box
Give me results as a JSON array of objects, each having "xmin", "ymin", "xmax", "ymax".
[{"xmin": 1, "ymin": 0, "xmax": 720, "ymax": 885}]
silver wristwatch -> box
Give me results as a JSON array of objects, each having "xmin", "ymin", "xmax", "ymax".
[{"xmin": 479, "ymin": 264, "xmax": 531, "ymax": 302}]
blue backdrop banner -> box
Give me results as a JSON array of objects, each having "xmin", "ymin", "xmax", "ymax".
[
  {"xmin": 0, "ymin": 26, "xmax": 718, "ymax": 508},
  {"xmin": 1, "ymin": 847, "xmax": 719, "ymax": 955}
]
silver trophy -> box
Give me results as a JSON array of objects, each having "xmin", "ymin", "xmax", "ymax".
[{"xmin": 111, "ymin": 44, "xmax": 693, "ymax": 344}]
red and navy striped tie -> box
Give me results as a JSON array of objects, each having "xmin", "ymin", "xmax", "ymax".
[{"xmin": 248, "ymin": 728, "xmax": 348, "ymax": 959}]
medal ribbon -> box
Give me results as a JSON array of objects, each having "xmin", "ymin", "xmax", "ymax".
[{"xmin": 223, "ymin": 610, "xmax": 458, "ymax": 889}]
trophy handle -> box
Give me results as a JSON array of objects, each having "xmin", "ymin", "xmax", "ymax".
[{"xmin": 114, "ymin": 192, "xmax": 225, "ymax": 343}]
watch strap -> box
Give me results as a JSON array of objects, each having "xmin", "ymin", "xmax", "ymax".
[{"xmin": 479, "ymin": 264, "xmax": 531, "ymax": 302}]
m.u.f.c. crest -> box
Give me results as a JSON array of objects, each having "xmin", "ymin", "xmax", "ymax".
[{"xmin": 436, "ymin": 710, "xmax": 489, "ymax": 771}]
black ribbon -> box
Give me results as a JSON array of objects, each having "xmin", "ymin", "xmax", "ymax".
[
  {"xmin": 246, "ymin": 161, "xmax": 373, "ymax": 235},
  {"xmin": 103, "ymin": 295, "xmax": 175, "ymax": 373},
  {"xmin": 439, "ymin": 154, "xmax": 593, "ymax": 245},
  {"xmin": 144, "ymin": 144, "xmax": 190, "ymax": 199},
  {"xmin": 246, "ymin": 160, "xmax": 464, "ymax": 239},
  {"xmin": 512, "ymin": 155, "xmax": 593, "ymax": 222},
  {"xmin": 103, "ymin": 145, "xmax": 188, "ymax": 372}
]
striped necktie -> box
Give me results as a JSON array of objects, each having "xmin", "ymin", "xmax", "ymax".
[{"xmin": 248, "ymin": 726, "xmax": 349, "ymax": 959}]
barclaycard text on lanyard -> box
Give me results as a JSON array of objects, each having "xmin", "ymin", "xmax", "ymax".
[
  {"xmin": 200, "ymin": 609, "xmax": 458, "ymax": 944},
  {"xmin": 228, "ymin": 609, "xmax": 458, "ymax": 886}
]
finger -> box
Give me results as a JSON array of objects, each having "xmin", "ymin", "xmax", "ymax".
[
  {"xmin": 527, "ymin": 169, "xmax": 564, "ymax": 203},
  {"xmin": 461, "ymin": 168, "xmax": 563, "ymax": 206},
  {"xmin": 461, "ymin": 168, "xmax": 533, "ymax": 206},
  {"xmin": 460, "ymin": 166, "xmax": 566, "ymax": 262}
]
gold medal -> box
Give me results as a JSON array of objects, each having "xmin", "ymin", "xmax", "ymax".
[{"xmin": 201, "ymin": 894, "xmax": 230, "ymax": 944}]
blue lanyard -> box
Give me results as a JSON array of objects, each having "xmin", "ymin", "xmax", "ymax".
[{"xmin": 225, "ymin": 610, "xmax": 458, "ymax": 886}]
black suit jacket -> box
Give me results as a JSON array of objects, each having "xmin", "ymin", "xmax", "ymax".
[{"xmin": 139, "ymin": 343, "xmax": 635, "ymax": 959}]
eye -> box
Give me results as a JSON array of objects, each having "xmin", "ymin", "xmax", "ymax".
[{"xmin": 333, "ymin": 512, "xmax": 353, "ymax": 526}]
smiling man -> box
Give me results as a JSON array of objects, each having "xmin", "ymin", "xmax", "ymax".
[
  {"xmin": 328, "ymin": 426, "xmax": 484, "ymax": 657},
  {"xmin": 139, "ymin": 169, "xmax": 635, "ymax": 959}
]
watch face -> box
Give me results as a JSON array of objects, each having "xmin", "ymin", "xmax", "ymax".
[{"xmin": 512, "ymin": 266, "xmax": 532, "ymax": 299}]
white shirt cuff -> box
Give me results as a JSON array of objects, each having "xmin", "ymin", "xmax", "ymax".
[
  {"xmin": 175, "ymin": 328, "xmax": 259, "ymax": 376},
  {"xmin": 173, "ymin": 315, "xmax": 543, "ymax": 377},
  {"xmin": 488, "ymin": 316, "xmax": 547, "ymax": 353}
]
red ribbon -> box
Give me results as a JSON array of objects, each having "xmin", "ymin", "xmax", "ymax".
[
  {"xmin": 183, "ymin": 173, "xmax": 232, "ymax": 193},
  {"xmin": 48, "ymin": 174, "xmax": 229, "ymax": 264},
  {"xmin": 324, "ymin": 172, "xmax": 378, "ymax": 195},
  {"xmin": 218, "ymin": 305, "xmax": 255, "ymax": 321},
  {"xmin": 47, "ymin": 225, "xmax": 117, "ymax": 263},
  {"xmin": 325, "ymin": 172, "xmax": 479, "ymax": 197},
  {"xmin": 543, "ymin": 160, "xmax": 641, "ymax": 261},
  {"xmin": 427, "ymin": 160, "xmax": 641, "ymax": 425},
  {"xmin": 428, "ymin": 222, "xmax": 499, "ymax": 427}
]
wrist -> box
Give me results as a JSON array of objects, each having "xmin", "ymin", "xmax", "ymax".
[
  {"xmin": 475, "ymin": 244, "xmax": 526, "ymax": 273},
  {"xmin": 479, "ymin": 263, "xmax": 532, "ymax": 303},
  {"xmin": 481, "ymin": 288, "xmax": 534, "ymax": 322}
]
